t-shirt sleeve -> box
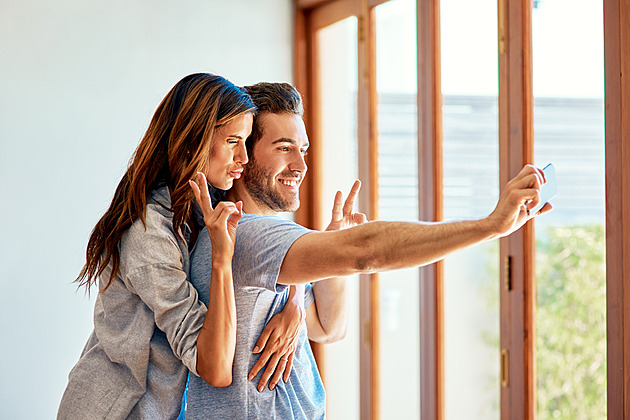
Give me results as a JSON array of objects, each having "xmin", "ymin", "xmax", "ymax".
[{"xmin": 232, "ymin": 215, "xmax": 313, "ymax": 292}]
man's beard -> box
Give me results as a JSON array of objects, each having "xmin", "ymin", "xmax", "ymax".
[{"xmin": 243, "ymin": 157, "xmax": 300, "ymax": 213}]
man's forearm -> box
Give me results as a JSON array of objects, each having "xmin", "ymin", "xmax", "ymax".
[
  {"xmin": 279, "ymin": 217, "xmax": 496, "ymax": 285},
  {"xmin": 306, "ymin": 278, "xmax": 348, "ymax": 343},
  {"xmin": 355, "ymin": 218, "xmax": 496, "ymax": 272}
]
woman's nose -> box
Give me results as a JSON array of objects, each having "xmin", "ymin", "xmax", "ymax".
[{"xmin": 235, "ymin": 141, "xmax": 248, "ymax": 165}]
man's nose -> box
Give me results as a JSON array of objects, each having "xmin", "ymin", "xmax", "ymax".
[
  {"xmin": 288, "ymin": 152, "xmax": 307, "ymax": 173},
  {"xmin": 235, "ymin": 141, "xmax": 248, "ymax": 165}
]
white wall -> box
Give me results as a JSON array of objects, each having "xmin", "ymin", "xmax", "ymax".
[{"xmin": 0, "ymin": 1, "xmax": 293, "ymax": 418}]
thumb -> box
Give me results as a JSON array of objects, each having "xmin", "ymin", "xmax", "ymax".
[{"xmin": 229, "ymin": 201, "xmax": 243, "ymax": 227}]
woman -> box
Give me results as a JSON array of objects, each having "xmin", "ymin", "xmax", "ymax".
[{"xmin": 58, "ymin": 73, "xmax": 304, "ymax": 419}]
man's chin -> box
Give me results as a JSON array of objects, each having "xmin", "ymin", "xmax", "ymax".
[{"xmin": 283, "ymin": 201, "xmax": 300, "ymax": 212}]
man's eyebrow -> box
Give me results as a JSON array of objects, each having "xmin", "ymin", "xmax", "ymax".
[
  {"xmin": 271, "ymin": 138, "xmax": 310, "ymax": 148},
  {"xmin": 271, "ymin": 138, "xmax": 296, "ymax": 145}
]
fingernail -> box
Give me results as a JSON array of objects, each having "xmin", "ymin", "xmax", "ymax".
[
  {"xmin": 258, "ymin": 386, "xmax": 264, "ymax": 392},
  {"xmin": 248, "ymin": 375, "xmax": 253, "ymax": 381},
  {"xmin": 253, "ymin": 346, "xmax": 260, "ymax": 353},
  {"xmin": 270, "ymin": 384, "xmax": 275, "ymax": 390}
]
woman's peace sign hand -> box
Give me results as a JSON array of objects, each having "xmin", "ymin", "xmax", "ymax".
[{"xmin": 189, "ymin": 172, "xmax": 243, "ymax": 261}]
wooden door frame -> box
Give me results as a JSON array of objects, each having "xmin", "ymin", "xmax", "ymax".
[{"xmin": 295, "ymin": 0, "xmax": 630, "ymax": 418}]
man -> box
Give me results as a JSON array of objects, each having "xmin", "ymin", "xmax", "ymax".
[
  {"xmin": 185, "ymin": 82, "xmax": 549, "ymax": 419},
  {"xmin": 186, "ymin": 83, "xmax": 356, "ymax": 419}
]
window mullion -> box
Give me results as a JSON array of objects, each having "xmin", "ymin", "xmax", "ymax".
[
  {"xmin": 498, "ymin": 0, "xmax": 535, "ymax": 418},
  {"xmin": 416, "ymin": 0, "xmax": 444, "ymax": 419}
]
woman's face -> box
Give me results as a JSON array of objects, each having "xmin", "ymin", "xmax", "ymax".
[{"xmin": 205, "ymin": 112, "xmax": 253, "ymax": 190}]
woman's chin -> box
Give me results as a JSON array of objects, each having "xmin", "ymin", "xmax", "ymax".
[{"xmin": 213, "ymin": 179, "xmax": 233, "ymax": 191}]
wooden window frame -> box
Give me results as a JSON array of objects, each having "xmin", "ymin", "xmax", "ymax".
[
  {"xmin": 604, "ymin": 0, "xmax": 630, "ymax": 418},
  {"xmin": 497, "ymin": 0, "xmax": 535, "ymax": 417},
  {"xmin": 294, "ymin": 0, "xmax": 630, "ymax": 418}
]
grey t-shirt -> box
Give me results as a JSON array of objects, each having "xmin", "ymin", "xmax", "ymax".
[
  {"xmin": 58, "ymin": 187, "xmax": 206, "ymax": 419},
  {"xmin": 186, "ymin": 213, "xmax": 326, "ymax": 420}
]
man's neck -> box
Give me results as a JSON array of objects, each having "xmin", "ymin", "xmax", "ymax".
[{"xmin": 227, "ymin": 184, "xmax": 278, "ymax": 217}]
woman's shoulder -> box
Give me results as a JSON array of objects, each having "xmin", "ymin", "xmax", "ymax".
[
  {"xmin": 133, "ymin": 187, "xmax": 176, "ymax": 236},
  {"xmin": 118, "ymin": 187, "xmax": 185, "ymax": 274}
]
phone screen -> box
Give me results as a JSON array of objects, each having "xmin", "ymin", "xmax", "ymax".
[{"xmin": 530, "ymin": 163, "xmax": 557, "ymax": 215}]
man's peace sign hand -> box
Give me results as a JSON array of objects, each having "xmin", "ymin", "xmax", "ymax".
[{"xmin": 326, "ymin": 180, "xmax": 368, "ymax": 232}]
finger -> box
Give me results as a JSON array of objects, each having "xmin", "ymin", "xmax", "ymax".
[
  {"xmin": 343, "ymin": 180, "xmax": 362, "ymax": 216},
  {"xmin": 249, "ymin": 348, "xmax": 272, "ymax": 381},
  {"xmin": 188, "ymin": 179, "xmax": 202, "ymax": 207},
  {"xmin": 330, "ymin": 190, "xmax": 343, "ymax": 221},
  {"xmin": 532, "ymin": 165, "xmax": 546, "ymax": 184},
  {"xmin": 269, "ymin": 357, "xmax": 290, "ymax": 390},
  {"xmin": 253, "ymin": 321, "xmax": 273, "ymax": 354},
  {"xmin": 258, "ymin": 354, "xmax": 282, "ymax": 392},
  {"xmin": 536, "ymin": 202, "xmax": 553, "ymax": 216},
  {"xmin": 212, "ymin": 201, "xmax": 240, "ymax": 226},
  {"xmin": 191, "ymin": 172, "xmax": 215, "ymax": 217},
  {"xmin": 511, "ymin": 173, "xmax": 543, "ymax": 197},
  {"xmin": 249, "ymin": 331, "xmax": 276, "ymax": 381},
  {"xmin": 520, "ymin": 165, "xmax": 546, "ymax": 186},
  {"xmin": 354, "ymin": 212, "xmax": 368, "ymax": 224},
  {"xmin": 283, "ymin": 351, "xmax": 295, "ymax": 382},
  {"xmin": 527, "ymin": 192, "xmax": 542, "ymax": 213},
  {"xmin": 228, "ymin": 201, "xmax": 243, "ymax": 228},
  {"xmin": 514, "ymin": 187, "xmax": 542, "ymax": 216},
  {"xmin": 531, "ymin": 169, "xmax": 544, "ymax": 190}
]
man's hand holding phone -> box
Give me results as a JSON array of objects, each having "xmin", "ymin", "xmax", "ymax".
[{"xmin": 530, "ymin": 163, "xmax": 557, "ymax": 215}]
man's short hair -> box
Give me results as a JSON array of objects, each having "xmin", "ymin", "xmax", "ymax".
[{"xmin": 243, "ymin": 82, "xmax": 304, "ymax": 157}]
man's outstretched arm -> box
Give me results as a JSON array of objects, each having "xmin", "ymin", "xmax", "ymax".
[{"xmin": 278, "ymin": 164, "xmax": 549, "ymax": 285}]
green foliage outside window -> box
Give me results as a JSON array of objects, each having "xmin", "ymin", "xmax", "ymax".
[
  {"xmin": 536, "ymin": 224, "xmax": 606, "ymax": 419},
  {"xmin": 478, "ymin": 224, "xmax": 606, "ymax": 419}
]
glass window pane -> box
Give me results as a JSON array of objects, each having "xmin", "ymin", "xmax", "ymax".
[
  {"xmin": 532, "ymin": 1, "xmax": 606, "ymax": 418},
  {"xmin": 441, "ymin": 0, "xmax": 500, "ymax": 419},
  {"xmin": 316, "ymin": 16, "xmax": 361, "ymax": 420},
  {"xmin": 375, "ymin": 1, "xmax": 420, "ymax": 418}
]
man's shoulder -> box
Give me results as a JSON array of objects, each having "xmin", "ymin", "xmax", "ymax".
[
  {"xmin": 237, "ymin": 212, "xmax": 311, "ymax": 236},
  {"xmin": 239, "ymin": 212, "xmax": 297, "ymax": 225}
]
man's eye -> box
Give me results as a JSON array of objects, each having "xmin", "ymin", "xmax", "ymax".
[
  {"xmin": 301, "ymin": 150, "xmax": 309, "ymax": 157},
  {"xmin": 279, "ymin": 146, "xmax": 290, "ymax": 152}
]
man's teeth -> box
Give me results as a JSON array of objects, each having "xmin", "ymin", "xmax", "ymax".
[{"xmin": 279, "ymin": 179, "xmax": 298, "ymax": 186}]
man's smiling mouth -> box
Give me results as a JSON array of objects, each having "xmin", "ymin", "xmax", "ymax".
[{"xmin": 278, "ymin": 179, "xmax": 299, "ymax": 187}]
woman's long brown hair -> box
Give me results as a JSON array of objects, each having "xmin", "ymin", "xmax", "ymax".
[{"xmin": 76, "ymin": 73, "xmax": 255, "ymax": 292}]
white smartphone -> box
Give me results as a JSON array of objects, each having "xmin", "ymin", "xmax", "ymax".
[{"xmin": 530, "ymin": 163, "xmax": 557, "ymax": 215}]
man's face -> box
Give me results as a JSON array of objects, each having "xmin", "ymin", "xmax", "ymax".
[{"xmin": 243, "ymin": 112, "xmax": 309, "ymax": 213}]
